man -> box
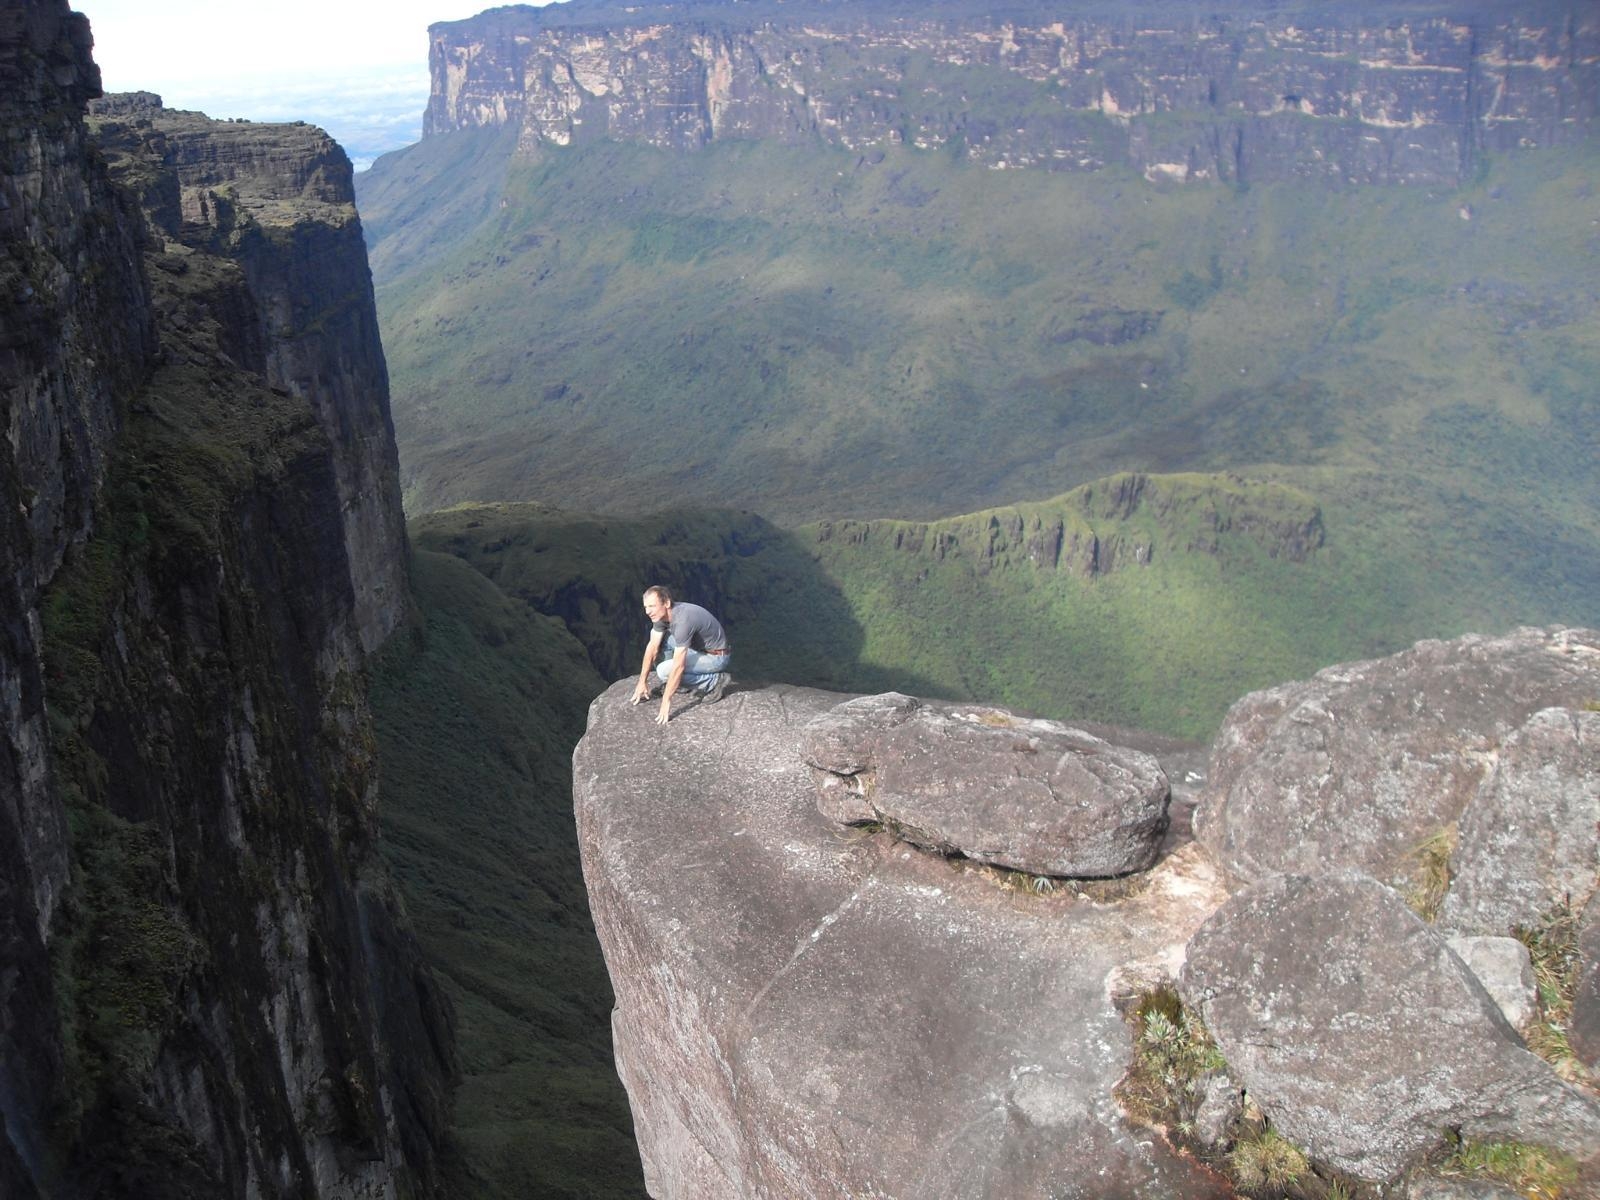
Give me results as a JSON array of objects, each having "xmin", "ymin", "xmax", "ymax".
[{"xmin": 631, "ymin": 585, "xmax": 733, "ymax": 724}]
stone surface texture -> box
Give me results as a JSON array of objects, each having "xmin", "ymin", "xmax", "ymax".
[
  {"xmin": 425, "ymin": 1, "xmax": 1599, "ymax": 186},
  {"xmin": 803, "ymin": 692, "xmax": 1171, "ymax": 877},
  {"xmin": 575, "ymin": 680, "xmax": 1233, "ymax": 1200},
  {"xmin": 1439, "ymin": 704, "xmax": 1600, "ymax": 936},
  {"xmin": 1, "ymin": 5, "xmax": 148, "ymax": 1193},
  {"xmin": 1181, "ymin": 871, "xmax": 1600, "ymax": 1183},
  {"xmin": 1572, "ymin": 888, "xmax": 1600, "ymax": 1071},
  {"xmin": 1, "ymin": 19, "xmax": 450, "ymax": 1196},
  {"xmin": 1446, "ymin": 935, "xmax": 1538, "ymax": 1032},
  {"xmin": 1195, "ymin": 627, "xmax": 1600, "ymax": 906}
]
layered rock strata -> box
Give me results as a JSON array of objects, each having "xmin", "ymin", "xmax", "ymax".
[
  {"xmin": 425, "ymin": 0, "xmax": 1600, "ymax": 186},
  {"xmin": 2, "ymin": 5, "xmax": 451, "ymax": 1194},
  {"xmin": 811, "ymin": 472, "xmax": 1325, "ymax": 578},
  {"xmin": 87, "ymin": 92, "xmax": 408, "ymax": 654}
]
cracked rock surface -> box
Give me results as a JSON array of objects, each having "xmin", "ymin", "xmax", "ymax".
[
  {"xmin": 801, "ymin": 692, "xmax": 1171, "ymax": 878},
  {"xmin": 1182, "ymin": 871, "xmax": 1600, "ymax": 1182},
  {"xmin": 573, "ymin": 681, "xmax": 1231, "ymax": 1200},
  {"xmin": 1196, "ymin": 626, "xmax": 1600, "ymax": 903}
]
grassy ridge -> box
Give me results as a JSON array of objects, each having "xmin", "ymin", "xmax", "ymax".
[
  {"xmin": 370, "ymin": 551, "xmax": 645, "ymax": 1200},
  {"xmin": 410, "ymin": 471, "xmax": 1461, "ymax": 739},
  {"xmin": 359, "ymin": 131, "xmax": 1600, "ymax": 661}
]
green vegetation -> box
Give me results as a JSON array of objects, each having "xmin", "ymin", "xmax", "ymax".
[
  {"xmin": 1113, "ymin": 989, "xmax": 1377, "ymax": 1200},
  {"xmin": 1228, "ymin": 1129, "xmax": 1309, "ymax": 1192},
  {"xmin": 1116, "ymin": 985, "xmax": 1227, "ymax": 1127},
  {"xmin": 369, "ymin": 550, "xmax": 645, "ymax": 1199},
  {"xmin": 410, "ymin": 466, "xmax": 1473, "ymax": 738},
  {"xmin": 360, "ymin": 128, "xmax": 1599, "ymax": 733},
  {"xmin": 1436, "ymin": 1136, "xmax": 1579, "ymax": 1197},
  {"xmin": 1515, "ymin": 899, "xmax": 1590, "ymax": 1085}
]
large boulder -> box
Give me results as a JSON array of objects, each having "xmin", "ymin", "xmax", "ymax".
[
  {"xmin": 1195, "ymin": 628, "xmax": 1600, "ymax": 913},
  {"xmin": 1181, "ymin": 871, "xmax": 1600, "ymax": 1183},
  {"xmin": 801, "ymin": 694, "xmax": 1171, "ymax": 878},
  {"xmin": 574, "ymin": 681, "xmax": 1232, "ymax": 1200},
  {"xmin": 1439, "ymin": 705, "xmax": 1600, "ymax": 935}
]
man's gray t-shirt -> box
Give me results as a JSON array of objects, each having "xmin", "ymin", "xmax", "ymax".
[{"xmin": 654, "ymin": 602, "xmax": 729, "ymax": 653}]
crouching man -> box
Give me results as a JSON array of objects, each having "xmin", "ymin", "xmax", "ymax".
[{"xmin": 631, "ymin": 585, "xmax": 732, "ymax": 724}]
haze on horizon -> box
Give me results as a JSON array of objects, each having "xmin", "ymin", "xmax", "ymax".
[{"xmin": 74, "ymin": 0, "xmax": 548, "ymax": 169}]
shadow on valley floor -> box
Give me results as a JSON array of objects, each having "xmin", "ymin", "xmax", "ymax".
[
  {"xmin": 408, "ymin": 502, "xmax": 949, "ymax": 704},
  {"xmin": 371, "ymin": 551, "xmax": 647, "ymax": 1200},
  {"xmin": 371, "ymin": 514, "xmax": 944, "ymax": 1200}
]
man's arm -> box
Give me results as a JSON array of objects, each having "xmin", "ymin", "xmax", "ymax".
[
  {"xmin": 656, "ymin": 648, "xmax": 688, "ymax": 725},
  {"xmin": 631, "ymin": 630, "xmax": 665, "ymax": 704}
]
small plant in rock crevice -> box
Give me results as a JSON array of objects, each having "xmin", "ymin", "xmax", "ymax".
[
  {"xmin": 1515, "ymin": 897, "xmax": 1592, "ymax": 1087},
  {"xmin": 1402, "ymin": 826, "xmax": 1456, "ymax": 923},
  {"xmin": 1433, "ymin": 1135, "xmax": 1578, "ymax": 1197},
  {"xmin": 1114, "ymin": 987, "xmax": 1377, "ymax": 1200},
  {"xmin": 1229, "ymin": 1127, "xmax": 1308, "ymax": 1191},
  {"xmin": 1115, "ymin": 985, "xmax": 1226, "ymax": 1126}
]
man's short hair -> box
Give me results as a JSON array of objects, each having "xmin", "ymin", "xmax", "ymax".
[{"xmin": 644, "ymin": 585, "xmax": 673, "ymax": 605}]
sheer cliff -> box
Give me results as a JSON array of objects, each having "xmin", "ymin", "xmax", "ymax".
[
  {"xmin": 573, "ymin": 628, "xmax": 1600, "ymax": 1197},
  {"xmin": 2, "ymin": 2, "xmax": 450, "ymax": 1195},
  {"xmin": 423, "ymin": 0, "xmax": 1599, "ymax": 186}
]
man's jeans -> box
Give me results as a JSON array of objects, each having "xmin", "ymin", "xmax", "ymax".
[{"xmin": 655, "ymin": 637, "xmax": 731, "ymax": 692}]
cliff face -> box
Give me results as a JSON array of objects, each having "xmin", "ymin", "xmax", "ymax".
[
  {"xmin": 1, "ymin": 2, "xmax": 450, "ymax": 1195},
  {"xmin": 575, "ymin": 629, "xmax": 1600, "ymax": 1195},
  {"xmin": 423, "ymin": 0, "xmax": 1599, "ymax": 185}
]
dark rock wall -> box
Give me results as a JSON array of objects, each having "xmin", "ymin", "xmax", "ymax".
[
  {"xmin": 423, "ymin": 1, "xmax": 1600, "ymax": 185},
  {"xmin": 1, "ymin": 5, "xmax": 152, "ymax": 1195},
  {"xmin": 1, "ymin": 2, "xmax": 452, "ymax": 1194},
  {"xmin": 92, "ymin": 103, "xmax": 411, "ymax": 655}
]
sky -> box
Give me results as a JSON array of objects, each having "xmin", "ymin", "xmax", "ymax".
[{"xmin": 76, "ymin": 0, "xmax": 543, "ymax": 170}]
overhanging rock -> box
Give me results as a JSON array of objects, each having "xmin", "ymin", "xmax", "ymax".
[{"xmin": 573, "ymin": 681, "xmax": 1230, "ymax": 1200}]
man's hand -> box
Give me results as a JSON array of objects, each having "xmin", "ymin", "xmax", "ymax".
[
  {"xmin": 631, "ymin": 679, "xmax": 651, "ymax": 704},
  {"xmin": 655, "ymin": 696, "xmax": 672, "ymax": 725}
]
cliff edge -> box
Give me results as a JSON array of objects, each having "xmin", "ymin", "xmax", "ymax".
[
  {"xmin": 2, "ymin": 3, "xmax": 451, "ymax": 1194},
  {"xmin": 575, "ymin": 626, "xmax": 1600, "ymax": 1197},
  {"xmin": 425, "ymin": 0, "xmax": 1600, "ymax": 186},
  {"xmin": 574, "ymin": 680, "xmax": 1233, "ymax": 1197}
]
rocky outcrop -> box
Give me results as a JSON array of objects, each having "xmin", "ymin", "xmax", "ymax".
[
  {"xmin": 1446, "ymin": 935, "xmax": 1538, "ymax": 1031},
  {"xmin": 812, "ymin": 472, "xmax": 1324, "ymax": 578},
  {"xmin": 578, "ymin": 629, "xmax": 1600, "ymax": 1196},
  {"xmin": 1440, "ymin": 704, "xmax": 1600, "ymax": 936},
  {"xmin": 802, "ymin": 691, "xmax": 1170, "ymax": 877},
  {"xmin": 1181, "ymin": 871, "xmax": 1600, "ymax": 1183},
  {"xmin": 424, "ymin": 0, "xmax": 1600, "ymax": 186},
  {"xmin": 1195, "ymin": 626, "xmax": 1600, "ymax": 915},
  {"xmin": 2, "ymin": 5, "xmax": 151, "ymax": 1194},
  {"xmin": 87, "ymin": 98, "xmax": 408, "ymax": 654},
  {"xmin": 575, "ymin": 680, "xmax": 1232, "ymax": 1199},
  {"xmin": 2, "ymin": 7, "xmax": 451, "ymax": 1195}
]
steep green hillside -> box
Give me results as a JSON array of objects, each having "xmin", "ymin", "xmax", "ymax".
[
  {"xmin": 408, "ymin": 470, "xmax": 1506, "ymax": 739},
  {"xmin": 363, "ymin": 135, "xmax": 1596, "ymax": 506},
  {"xmin": 370, "ymin": 551, "xmax": 645, "ymax": 1200}
]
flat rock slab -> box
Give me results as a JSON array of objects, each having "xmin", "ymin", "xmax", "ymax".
[
  {"xmin": 1196, "ymin": 627, "xmax": 1600, "ymax": 916},
  {"xmin": 1181, "ymin": 871, "xmax": 1600, "ymax": 1184},
  {"xmin": 801, "ymin": 693, "xmax": 1170, "ymax": 878},
  {"xmin": 574, "ymin": 681, "xmax": 1232, "ymax": 1200}
]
